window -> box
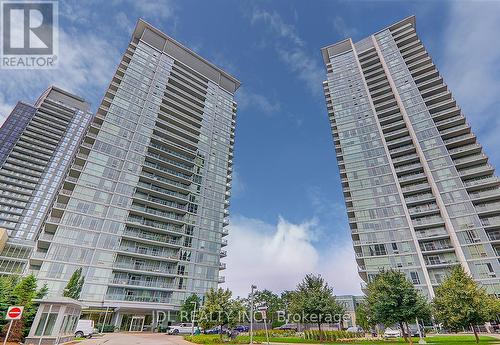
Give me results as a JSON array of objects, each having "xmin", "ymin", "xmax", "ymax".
[
  {"xmin": 369, "ymin": 244, "xmax": 387, "ymax": 256},
  {"xmin": 410, "ymin": 272, "xmax": 420, "ymax": 284}
]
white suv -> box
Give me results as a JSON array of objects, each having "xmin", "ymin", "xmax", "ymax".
[{"xmin": 167, "ymin": 323, "xmax": 193, "ymax": 335}]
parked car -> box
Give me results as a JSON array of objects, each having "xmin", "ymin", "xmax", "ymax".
[
  {"xmin": 233, "ymin": 325, "xmax": 249, "ymax": 332},
  {"xmin": 167, "ymin": 323, "xmax": 194, "ymax": 335},
  {"xmin": 346, "ymin": 326, "xmax": 363, "ymax": 333},
  {"xmin": 273, "ymin": 323, "xmax": 298, "ymax": 331},
  {"xmin": 204, "ymin": 326, "xmax": 228, "ymax": 335},
  {"xmin": 407, "ymin": 324, "xmax": 425, "ymax": 337},
  {"xmin": 75, "ymin": 320, "xmax": 96, "ymax": 338},
  {"xmin": 383, "ymin": 327, "xmax": 401, "ymax": 338}
]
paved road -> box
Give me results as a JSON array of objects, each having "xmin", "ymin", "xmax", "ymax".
[{"xmin": 78, "ymin": 333, "xmax": 192, "ymax": 345}]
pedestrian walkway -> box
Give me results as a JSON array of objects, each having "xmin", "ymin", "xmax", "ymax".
[{"xmin": 77, "ymin": 333, "xmax": 192, "ymax": 345}]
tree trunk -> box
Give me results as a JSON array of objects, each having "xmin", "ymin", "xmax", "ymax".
[
  {"xmin": 405, "ymin": 321, "xmax": 413, "ymax": 345},
  {"xmin": 472, "ymin": 324, "xmax": 479, "ymax": 344},
  {"xmin": 399, "ymin": 321, "xmax": 408, "ymax": 342},
  {"xmin": 318, "ymin": 322, "xmax": 323, "ymax": 343}
]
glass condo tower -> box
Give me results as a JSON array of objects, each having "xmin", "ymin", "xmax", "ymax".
[
  {"xmin": 0, "ymin": 87, "xmax": 93, "ymax": 276},
  {"xmin": 321, "ymin": 16, "xmax": 500, "ymax": 297},
  {"xmin": 31, "ymin": 19, "xmax": 239, "ymax": 327}
]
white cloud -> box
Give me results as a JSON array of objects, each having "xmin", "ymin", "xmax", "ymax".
[
  {"xmin": 230, "ymin": 167, "xmax": 246, "ymax": 198},
  {"xmin": 250, "ymin": 8, "xmax": 324, "ymax": 97},
  {"xmin": 251, "ymin": 9, "xmax": 304, "ymax": 47},
  {"xmin": 332, "ymin": 15, "xmax": 358, "ymax": 39},
  {"xmin": 236, "ymin": 87, "xmax": 281, "ymax": 115},
  {"xmin": 223, "ymin": 215, "xmax": 362, "ymax": 298},
  {"xmin": 0, "ymin": 28, "xmax": 120, "ymax": 112},
  {"xmin": 441, "ymin": 2, "xmax": 500, "ymax": 160},
  {"xmin": 0, "ymin": 95, "xmax": 14, "ymax": 125}
]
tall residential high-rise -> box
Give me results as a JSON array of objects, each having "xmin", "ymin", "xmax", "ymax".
[
  {"xmin": 0, "ymin": 86, "xmax": 93, "ymax": 275},
  {"xmin": 31, "ymin": 19, "xmax": 239, "ymax": 329},
  {"xmin": 322, "ymin": 16, "xmax": 500, "ymax": 297}
]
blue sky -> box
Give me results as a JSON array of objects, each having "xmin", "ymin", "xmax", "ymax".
[{"xmin": 1, "ymin": 0, "xmax": 500, "ymax": 297}]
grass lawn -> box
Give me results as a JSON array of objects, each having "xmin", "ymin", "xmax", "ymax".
[{"xmin": 185, "ymin": 334, "xmax": 500, "ymax": 345}]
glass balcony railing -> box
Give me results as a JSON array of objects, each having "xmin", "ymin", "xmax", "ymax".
[
  {"xmin": 110, "ymin": 278, "xmax": 179, "ymax": 290},
  {"xmin": 105, "ymin": 294, "xmax": 173, "ymax": 304},
  {"xmin": 113, "ymin": 261, "xmax": 177, "ymax": 275},
  {"xmin": 122, "ymin": 227, "xmax": 182, "ymax": 246}
]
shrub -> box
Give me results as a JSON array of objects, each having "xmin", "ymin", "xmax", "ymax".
[
  {"xmin": 254, "ymin": 329, "xmax": 296, "ymax": 338},
  {"xmin": 95, "ymin": 324, "xmax": 115, "ymax": 333},
  {"xmin": 303, "ymin": 330, "xmax": 364, "ymax": 341}
]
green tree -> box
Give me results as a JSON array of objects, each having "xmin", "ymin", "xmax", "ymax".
[
  {"xmin": 1, "ymin": 274, "xmax": 39, "ymax": 342},
  {"xmin": 197, "ymin": 288, "xmax": 245, "ymax": 339},
  {"xmin": 355, "ymin": 301, "xmax": 374, "ymax": 333},
  {"xmin": 0, "ymin": 275, "xmax": 18, "ymax": 331},
  {"xmin": 180, "ymin": 294, "xmax": 201, "ymax": 322},
  {"xmin": 23, "ymin": 284, "xmax": 48, "ymax": 337},
  {"xmin": 250, "ymin": 289, "xmax": 284, "ymax": 327},
  {"xmin": 289, "ymin": 274, "xmax": 344, "ymax": 343},
  {"xmin": 365, "ymin": 270, "xmax": 430, "ymax": 344},
  {"xmin": 432, "ymin": 266, "xmax": 498, "ymax": 343},
  {"xmin": 63, "ymin": 267, "xmax": 85, "ymax": 300}
]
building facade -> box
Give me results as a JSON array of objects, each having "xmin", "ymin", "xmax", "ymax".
[
  {"xmin": 0, "ymin": 87, "xmax": 93, "ymax": 276},
  {"xmin": 322, "ymin": 16, "xmax": 500, "ymax": 298},
  {"xmin": 31, "ymin": 20, "xmax": 239, "ymax": 330}
]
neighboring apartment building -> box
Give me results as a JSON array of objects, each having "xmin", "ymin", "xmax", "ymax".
[
  {"xmin": 31, "ymin": 19, "xmax": 239, "ymax": 330},
  {"xmin": 0, "ymin": 87, "xmax": 93, "ymax": 276},
  {"xmin": 336, "ymin": 295, "xmax": 364, "ymax": 328},
  {"xmin": 321, "ymin": 16, "xmax": 500, "ymax": 298}
]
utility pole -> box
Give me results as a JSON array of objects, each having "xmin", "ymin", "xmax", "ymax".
[{"xmin": 250, "ymin": 285, "xmax": 257, "ymax": 345}]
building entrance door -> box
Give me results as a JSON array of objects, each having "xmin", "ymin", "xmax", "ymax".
[{"xmin": 129, "ymin": 316, "xmax": 145, "ymax": 332}]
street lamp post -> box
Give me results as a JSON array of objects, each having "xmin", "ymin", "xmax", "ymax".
[
  {"xmin": 250, "ymin": 285, "xmax": 257, "ymax": 345},
  {"xmin": 191, "ymin": 301, "xmax": 198, "ymax": 337}
]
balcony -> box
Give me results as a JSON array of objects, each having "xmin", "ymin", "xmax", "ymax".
[
  {"xmin": 481, "ymin": 216, "xmax": 500, "ymax": 229},
  {"xmin": 129, "ymin": 204, "xmax": 185, "ymax": 223},
  {"xmin": 395, "ymin": 162, "xmax": 422, "ymax": 175},
  {"xmin": 110, "ymin": 277, "xmax": 177, "ymax": 290},
  {"xmin": 412, "ymin": 215, "xmax": 444, "ymax": 228},
  {"xmin": 416, "ymin": 227, "xmax": 449, "ymax": 240},
  {"xmin": 390, "ymin": 144, "xmax": 415, "ymax": 157},
  {"xmin": 458, "ymin": 164, "xmax": 494, "ymax": 179},
  {"xmin": 126, "ymin": 216, "xmax": 184, "ymax": 235},
  {"xmin": 439, "ymin": 124, "xmax": 471, "ymax": 139},
  {"xmin": 122, "ymin": 227, "xmax": 182, "ymax": 247},
  {"xmin": 408, "ymin": 203, "xmax": 440, "ymax": 217},
  {"xmin": 474, "ymin": 202, "xmax": 500, "ymax": 215},
  {"xmin": 448, "ymin": 143, "xmax": 482, "ymax": 158},
  {"xmin": 392, "ymin": 153, "xmax": 419, "ymax": 165},
  {"xmin": 398, "ymin": 172, "xmax": 427, "ymax": 184},
  {"xmin": 425, "ymin": 260, "xmax": 458, "ymax": 268},
  {"xmin": 113, "ymin": 261, "xmax": 177, "ymax": 276},
  {"xmin": 106, "ymin": 294, "xmax": 173, "ymax": 304},
  {"xmin": 118, "ymin": 245, "xmax": 179, "ymax": 261},
  {"xmin": 468, "ymin": 187, "xmax": 500, "ymax": 202},
  {"xmin": 453, "ymin": 154, "xmax": 488, "ymax": 169},
  {"xmin": 401, "ymin": 182, "xmax": 431, "ymax": 194},
  {"xmin": 218, "ymin": 276, "xmax": 226, "ymax": 283}
]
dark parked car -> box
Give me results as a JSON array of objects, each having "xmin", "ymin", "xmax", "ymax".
[
  {"xmin": 233, "ymin": 325, "xmax": 249, "ymax": 332},
  {"xmin": 204, "ymin": 327, "xmax": 228, "ymax": 335}
]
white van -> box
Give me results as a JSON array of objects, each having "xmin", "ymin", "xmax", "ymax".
[
  {"xmin": 167, "ymin": 323, "xmax": 193, "ymax": 335},
  {"xmin": 75, "ymin": 319, "xmax": 95, "ymax": 338}
]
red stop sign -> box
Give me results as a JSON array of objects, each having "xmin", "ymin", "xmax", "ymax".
[{"xmin": 6, "ymin": 306, "xmax": 23, "ymax": 320}]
